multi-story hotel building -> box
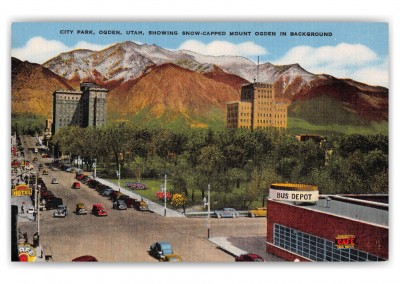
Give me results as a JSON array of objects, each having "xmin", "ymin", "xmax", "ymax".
[
  {"xmin": 226, "ymin": 82, "xmax": 288, "ymax": 130},
  {"xmin": 52, "ymin": 82, "xmax": 108, "ymax": 134}
]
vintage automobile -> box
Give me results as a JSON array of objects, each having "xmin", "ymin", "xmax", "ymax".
[
  {"xmin": 51, "ymin": 177, "xmax": 59, "ymax": 184},
  {"xmin": 113, "ymin": 199, "xmax": 127, "ymax": 210},
  {"xmin": 100, "ymin": 188, "xmax": 113, "ymax": 197},
  {"xmin": 149, "ymin": 241, "xmax": 173, "ymax": 259},
  {"xmin": 235, "ymin": 253, "xmax": 264, "ymax": 262},
  {"xmin": 214, "ymin": 208, "xmax": 238, "ymax": 218},
  {"xmin": 92, "ymin": 204, "xmax": 108, "ymax": 216},
  {"xmin": 248, "ymin": 207, "xmax": 267, "ymax": 218},
  {"xmin": 53, "ymin": 205, "xmax": 68, "ymax": 218},
  {"xmin": 72, "ymin": 181, "xmax": 81, "ymax": 189},
  {"xmin": 42, "ymin": 169, "xmax": 48, "ymax": 175},
  {"xmin": 38, "ymin": 163, "xmax": 44, "ymax": 170},
  {"xmin": 76, "ymin": 203, "xmax": 88, "ymax": 215},
  {"xmin": 161, "ymin": 254, "xmax": 182, "ymax": 262},
  {"xmin": 134, "ymin": 199, "xmax": 149, "ymax": 211},
  {"xmin": 71, "ymin": 255, "xmax": 98, "ymax": 262}
]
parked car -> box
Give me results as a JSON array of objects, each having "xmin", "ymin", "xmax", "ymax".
[
  {"xmin": 92, "ymin": 204, "xmax": 108, "ymax": 216},
  {"xmin": 53, "ymin": 205, "xmax": 68, "ymax": 218},
  {"xmin": 113, "ymin": 199, "xmax": 127, "ymax": 210},
  {"xmin": 87, "ymin": 179, "xmax": 99, "ymax": 188},
  {"xmin": 248, "ymin": 207, "xmax": 267, "ymax": 218},
  {"xmin": 72, "ymin": 182, "xmax": 80, "ymax": 189},
  {"xmin": 76, "ymin": 203, "xmax": 88, "ymax": 215},
  {"xmin": 27, "ymin": 208, "xmax": 35, "ymax": 214},
  {"xmin": 72, "ymin": 255, "xmax": 98, "ymax": 262},
  {"xmin": 125, "ymin": 197, "xmax": 137, "ymax": 208},
  {"xmin": 134, "ymin": 199, "xmax": 149, "ymax": 211},
  {"xmin": 51, "ymin": 177, "xmax": 59, "ymax": 184},
  {"xmin": 100, "ymin": 188, "xmax": 113, "ymax": 197},
  {"xmin": 149, "ymin": 242, "xmax": 173, "ymax": 259},
  {"xmin": 214, "ymin": 208, "xmax": 238, "ymax": 218},
  {"xmin": 235, "ymin": 253, "xmax": 264, "ymax": 262},
  {"xmin": 161, "ymin": 254, "xmax": 182, "ymax": 262},
  {"xmin": 42, "ymin": 169, "xmax": 48, "ymax": 175}
]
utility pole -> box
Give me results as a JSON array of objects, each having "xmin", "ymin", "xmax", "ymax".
[{"xmin": 207, "ymin": 183, "xmax": 211, "ymax": 239}]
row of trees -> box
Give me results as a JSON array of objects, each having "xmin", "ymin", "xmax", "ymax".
[{"xmin": 51, "ymin": 124, "xmax": 388, "ymax": 208}]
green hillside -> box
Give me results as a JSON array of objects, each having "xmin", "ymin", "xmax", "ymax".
[{"xmin": 287, "ymin": 96, "xmax": 388, "ymax": 135}]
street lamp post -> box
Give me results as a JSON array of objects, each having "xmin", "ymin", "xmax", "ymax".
[
  {"xmin": 207, "ymin": 183, "xmax": 211, "ymax": 239},
  {"xmin": 117, "ymin": 163, "xmax": 121, "ymax": 192},
  {"xmin": 37, "ymin": 184, "xmax": 41, "ymax": 248},
  {"xmin": 164, "ymin": 173, "xmax": 167, "ymax": 217},
  {"xmin": 93, "ymin": 158, "xmax": 97, "ymax": 179}
]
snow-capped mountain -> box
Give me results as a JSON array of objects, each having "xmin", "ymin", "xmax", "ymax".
[{"xmin": 13, "ymin": 40, "xmax": 388, "ymax": 128}]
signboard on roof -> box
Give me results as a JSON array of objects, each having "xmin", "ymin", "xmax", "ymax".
[{"xmin": 269, "ymin": 183, "xmax": 319, "ymax": 202}]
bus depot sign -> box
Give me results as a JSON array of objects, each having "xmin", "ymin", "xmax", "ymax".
[
  {"xmin": 12, "ymin": 184, "xmax": 33, "ymax": 197},
  {"xmin": 335, "ymin": 235, "xmax": 356, "ymax": 249},
  {"xmin": 269, "ymin": 183, "xmax": 319, "ymax": 202}
]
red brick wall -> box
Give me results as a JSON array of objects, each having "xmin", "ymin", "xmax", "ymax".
[{"xmin": 266, "ymin": 200, "xmax": 388, "ymax": 260}]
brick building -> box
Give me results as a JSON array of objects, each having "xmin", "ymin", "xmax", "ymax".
[
  {"xmin": 266, "ymin": 185, "xmax": 388, "ymax": 262},
  {"xmin": 52, "ymin": 82, "xmax": 108, "ymax": 134},
  {"xmin": 226, "ymin": 82, "xmax": 288, "ymax": 130}
]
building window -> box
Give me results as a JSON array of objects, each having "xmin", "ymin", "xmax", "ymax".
[{"xmin": 273, "ymin": 224, "xmax": 384, "ymax": 262}]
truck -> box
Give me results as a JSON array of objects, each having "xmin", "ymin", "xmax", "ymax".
[
  {"xmin": 76, "ymin": 203, "xmax": 88, "ymax": 215},
  {"xmin": 45, "ymin": 197, "xmax": 63, "ymax": 210},
  {"xmin": 92, "ymin": 204, "xmax": 108, "ymax": 216}
]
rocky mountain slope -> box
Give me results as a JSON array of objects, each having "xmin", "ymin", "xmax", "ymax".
[
  {"xmin": 11, "ymin": 57, "xmax": 74, "ymax": 117},
  {"xmin": 12, "ymin": 41, "xmax": 388, "ymax": 128}
]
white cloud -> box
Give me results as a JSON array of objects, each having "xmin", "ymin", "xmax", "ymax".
[
  {"xmin": 11, "ymin": 37, "xmax": 111, "ymax": 64},
  {"xmin": 351, "ymin": 56, "xmax": 389, "ymax": 87},
  {"xmin": 178, "ymin": 40, "xmax": 267, "ymax": 57},
  {"xmin": 273, "ymin": 43, "xmax": 388, "ymax": 87}
]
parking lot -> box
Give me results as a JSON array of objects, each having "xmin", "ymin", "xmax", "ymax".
[{"xmin": 16, "ymin": 135, "xmax": 280, "ymax": 262}]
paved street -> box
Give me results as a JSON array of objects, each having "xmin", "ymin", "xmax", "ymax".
[{"xmin": 16, "ymin": 135, "xmax": 282, "ymax": 262}]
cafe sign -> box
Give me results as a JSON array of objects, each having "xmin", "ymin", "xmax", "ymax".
[
  {"xmin": 335, "ymin": 235, "xmax": 356, "ymax": 249},
  {"xmin": 12, "ymin": 184, "xmax": 33, "ymax": 197},
  {"xmin": 18, "ymin": 244, "xmax": 37, "ymax": 262}
]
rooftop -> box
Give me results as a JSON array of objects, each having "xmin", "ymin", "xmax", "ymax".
[{"xmin": 273, "ymin": 194, "xmax": 388, "ymax": 227}]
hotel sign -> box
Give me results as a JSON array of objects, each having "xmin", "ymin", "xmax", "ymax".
[
  {"xmin": 12, "ymin": 184, "xmax": 33, "ymax": 197},
  {"xmin": 335, "ymin": 235, "xmax": 356, "ymax": 249},
  {"xmin": 269, "ymin": 183, "xmax": 319, "ymax": 202}
]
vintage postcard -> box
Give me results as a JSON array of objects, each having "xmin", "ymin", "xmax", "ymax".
[{"xmin": 10, "ymin": 22, "xmax": 388, "ymax": 262}]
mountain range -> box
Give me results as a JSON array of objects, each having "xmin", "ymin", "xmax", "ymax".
[{"xmin": 11, "ymin": 41, "xmax": 388, "ymax": 131}]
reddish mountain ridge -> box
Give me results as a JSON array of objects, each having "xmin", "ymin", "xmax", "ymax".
[
  {"xmin": 12, "ymin": 40, "xmax": 389, "ymax": 126},
  {"xmin": 108, "ymin": 63, "xmax": 241, "ymax": 123},
  {"xmin": 11, "ymin": 57, "xmax": 74, "ymax": 117}
]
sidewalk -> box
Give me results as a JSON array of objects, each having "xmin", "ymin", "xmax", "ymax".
[
  {"xmin": 94, "ymin": 177, "xmax": 185, "ymax": 218},
  {"xmin": 11, "ymin": 195, "xmax": 36, "ymax": 223},
  {"xmin": 208, "ymin": 237, "xmax": 248, "ymax": 257}
]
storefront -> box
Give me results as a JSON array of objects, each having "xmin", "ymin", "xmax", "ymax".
[{"xmin": 266, "ymin": 184, "xmax": 388, "ymax": 262}]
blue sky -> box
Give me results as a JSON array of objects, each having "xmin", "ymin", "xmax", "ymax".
[{"xmin": 11, "ymin": 22, "xmax": 388, "ymax": 87}]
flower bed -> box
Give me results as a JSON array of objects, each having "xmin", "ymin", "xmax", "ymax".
[{"xmin": 125, "ymin": 182, "xmax": 148, "ymax": 190}]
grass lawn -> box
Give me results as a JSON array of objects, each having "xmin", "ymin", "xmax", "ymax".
[
  {"xmin": 108, "ymin": 178, "xmax": 165, "ymax": 204},
  {"xmin": 105, "ymin": 178, "xmax": 233, "ymax": 209}
]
